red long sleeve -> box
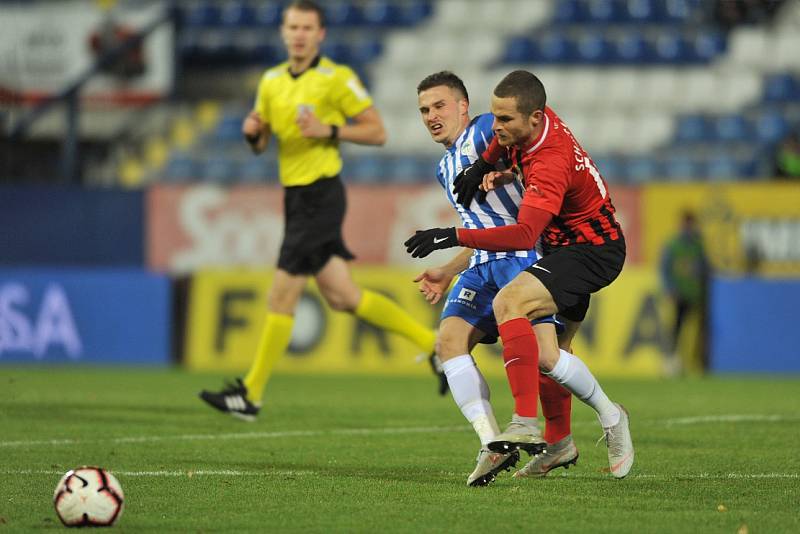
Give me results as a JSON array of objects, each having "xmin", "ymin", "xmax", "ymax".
[
  {"xmin": 457, "ymin": 205, "xmax": 553, "ymax": 251},
  {"xmin": 481, "ymin": 136, "xmax": 504, "ymax": 164}
]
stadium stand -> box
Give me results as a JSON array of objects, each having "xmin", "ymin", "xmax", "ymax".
[{"xmin": 110, "ymin": 0, "xmax": 799, "ymax": 185}]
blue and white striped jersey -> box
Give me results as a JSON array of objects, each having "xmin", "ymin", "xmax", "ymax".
[{"xmin": 436, "ymin": 113, "xmax": 540, "ymax": 268}]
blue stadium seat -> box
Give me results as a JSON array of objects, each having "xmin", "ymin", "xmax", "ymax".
[
  {"xmin": 663, "ymin": 154, "xmax": 702, "ymax": 180},
  {"xmin": 326, "ymin": 1, "xmax": 363, "ymax": 27},
  {"xmin": 502, "ymin": 36, "xmax": 536, "ymax": 64},
  {"xmin": 616, "ymin": 31, "xmax": 652, "ymax": 63},
  {"xmin": 214, "ymin": 116, "xmax": 244, "ymax": 143},
  {"xmin": 586, "ymin": 0, "xmax": 623, "ymax": 24},
  {"xmin": 591, "ymin": 155, "xmax": 624, "ymax": 183},
  {"xmin": 763, "ymin": 74, "xmax": 799, "ymax": 103},
  {"xmin": 362, "ymin": 1, "xmax": 403, "ymax": 27},
  {"xmin": 249, "ymin": 39, "xmax": 281, "ymax": 65},
  {"xmin": 624, "ymin": 0, "xmax": 659, "ymax": 24},
  {"xmin": 705, "ymin": 151, "xmax": 743, "ymax": 180},
  {"xmin": 576, "ymin": 32, "xmax": 615, "ymax": 63},
  {"xmin": 240, "ymin": 157, "xmax": 278, "ymax": 182},
  {"xmin": 693, "ymin": 30, "xmax": 726, "ymax": 63},
  {"xmin": 202, "ymin": 156, "xmax": 239, "ymax": 183},
  {"xmin": 400, "ymin": 0, "xmax": 433, "ymax": 26},
  {"xmin": 321, "ymin": 38, "xmax": 351, "ymax": 64},
  {"xmin": 348, "ymin": 156, "xmax": 385, "ymax": 183},
  {"xmin": 552, "ymin": 0, "xmax": 586, "ymax": 24},
  {"xmin": 755, "ymin": 110, "xmax": 790, "ymax": 145},
  {"xmin": 714, "ymin": 114, "xmax": 751, "ymax": 143},
  {"xmin": 535, "ymin": 33, "xmax": 576, "ymax": 63},
  {"xmin": 625, "ymin": 156, "xmax": 662, "ymax": 183},
  {"xmin": 184, "ymin": 2, "xmax": 221, "ymax": 28},
  {"xmin": 163, "ymin": 154, "xmax": 199, "ymax": 183},
  {"xmin": 661, "ymin": 0, "xmax": 694, "ymax": 23},
  {"xmin": 349, "ymin": 36, "xmax": 383, "ymax": 64},
  {"xmin": 390, "ymin": 156, "xmax": 426, "ymax": 183},
  {"xmin": 653, "ymin": 31, "xmax": 694, "ymax": 64},
  {"xmin": 220, "ymin": 1, "xmax": 257, "ymax": 28},
  {"xmin": 255, "ymin": 2, "xmax": 283, "ymax": 26},
  {"xmin": 674, "ymin": 115, "xmax": 710, "ymax": 144}
]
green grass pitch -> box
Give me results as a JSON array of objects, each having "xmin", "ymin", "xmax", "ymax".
[{"xmin": 1, "ymin": 367, "xmax": 799, "ymax": 532}]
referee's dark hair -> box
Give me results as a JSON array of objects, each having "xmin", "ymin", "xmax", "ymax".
[
  {"xmin": 284, "ymin": 0, "xmax": 326, "ymax": 28},
  {"xmin": 416, "ymin": 71, "xmax": 469, "ymax": 103},
  {"xmin": 494, "ymin": 70, "xmax": 547, "ymax": 116}
]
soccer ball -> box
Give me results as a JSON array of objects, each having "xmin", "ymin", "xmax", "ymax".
[{"xmin": 53, "ymin": 467, "xmax": 124, "ymax": 527}]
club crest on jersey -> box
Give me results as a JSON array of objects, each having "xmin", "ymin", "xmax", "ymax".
[{"xmin": 460, "ymin": 140, "xmax": 473, "ymax": 156}]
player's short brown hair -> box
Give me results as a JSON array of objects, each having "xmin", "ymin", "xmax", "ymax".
[
  {"xmin": 416, "ymin": 71, "xmax": 469, "ymax": 102},
  {"xmin": 283, "ymin": 0, "xmax": 326, "ymax": 28},
  {"xmin": 493, "ymin": 70, "xmax": 546, "ymax": 116}
]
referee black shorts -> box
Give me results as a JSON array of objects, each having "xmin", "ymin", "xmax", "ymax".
[
  {"xmin": 526, "ymin": 236, "xmax": 626, "ymax": 323},
  {"xmin": 278, "ymin": 175, "xmax": 355, "ymax": 275}
]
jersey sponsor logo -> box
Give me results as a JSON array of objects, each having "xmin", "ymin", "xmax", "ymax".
[{"xmin": 457, "ymin": 288, "xmax": 477, "ymax": 302}]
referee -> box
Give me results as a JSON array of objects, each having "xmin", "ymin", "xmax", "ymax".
[{"xmin": 200, "ymin": 0, "xmax": 439, "ymax": 420}]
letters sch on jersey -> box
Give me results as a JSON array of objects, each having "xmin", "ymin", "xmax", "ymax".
[{"xmin": 145, "ymin": 184, "xmax": 642, "ymax": 273}]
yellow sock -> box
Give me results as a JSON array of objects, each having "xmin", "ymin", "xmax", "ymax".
[
  {"xmin": 243, "ymin": 312, "xmax": 294, "ymax": 404},
  {"xmin": 355, "ymin": 289, "xmax": 436, "ymax": 353}
]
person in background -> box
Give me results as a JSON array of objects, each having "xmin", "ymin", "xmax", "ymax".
[
  {"xmin": 774, "ymin": 129, "xmax": 800, "ymax": 179},
  {"xmin": 660, "ymin": 211, "xmax": 710, "ymax": 375}
]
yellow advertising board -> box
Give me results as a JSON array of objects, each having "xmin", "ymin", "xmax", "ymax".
[
  {"xmin": 643, "ymin": 183, "xmax": 800, "ymax": 275},
  {"xmin": 185, "ymin": 266, "xmax": 667, "ymax": 378}
]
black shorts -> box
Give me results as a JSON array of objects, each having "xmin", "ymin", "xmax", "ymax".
[
  {"xmin": 526, "ymin": 236, "xmax": 626, "ymax": 322},
  {"xmin": 278, "ymin": 175, "xmax": 355, "ymax": 275}
]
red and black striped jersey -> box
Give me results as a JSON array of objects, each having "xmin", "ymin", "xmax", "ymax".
[{"xmin": 513, "ymin": 107, "xmax": 622, "ymax": 248}]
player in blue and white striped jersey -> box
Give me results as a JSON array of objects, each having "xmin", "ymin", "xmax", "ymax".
[{"xmin": 415, "ymin": 71, "xmax": 569, "ymax": 487}]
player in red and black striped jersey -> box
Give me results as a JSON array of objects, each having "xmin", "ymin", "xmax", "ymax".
[{"xmin": 405, "ymin": 70, "xmax": 634, "ymax": 478}]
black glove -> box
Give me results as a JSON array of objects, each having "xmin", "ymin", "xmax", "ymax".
[
  {"xmin": 452, "ymin": 156, "xmax": 493, "ymax": 208},
  {"xmin": 404, "ymin": 227, "xmax": 458, "ymax": 258}
]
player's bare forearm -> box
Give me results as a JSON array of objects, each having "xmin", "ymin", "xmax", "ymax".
[
  {"xmin": 440, "ymin": 248, "xmax": 473, "ymax": 277},
  {"xmin": 341, "ymin": 107, "xmax": 386, "ymax": 145}
]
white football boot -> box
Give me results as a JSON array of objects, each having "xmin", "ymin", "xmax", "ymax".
[
  {"xmin": 600, "ymin": 403, "xmax": 634, "ymax": 478},
  {"xmin": 487, "ymin": 420, "xmax": 547, "ymax": 456},
  {"xmin": 467, "ymin": 449, "xmax": 520, "ymax": 487},
  {"xmin": 513, "ymin": 435, "xmax": 579, "ymax": 478}
]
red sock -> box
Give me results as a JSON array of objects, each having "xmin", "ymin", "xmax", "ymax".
[
  {"xmin": 539, "ymin": 373, "xmax": 572, "ymax": 443},
  {"xmin": 498, "ymin": 318, "xmax": 539, "ymax": 417}
]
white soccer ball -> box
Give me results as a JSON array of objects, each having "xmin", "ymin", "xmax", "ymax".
[{"xmin": 53, "ymin": 467, "xmax": 124, "ymax": 527}]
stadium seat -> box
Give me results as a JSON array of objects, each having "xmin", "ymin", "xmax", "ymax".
[
  {"xmin": 576, "ymin": 32, "xmax": 615, "ymax": 63},
  {"xmin": 214, "ymin": 116, "xmax": 244, "ymax": 143},
  {"xmin": 674, "ymin": 115, "xmax": 711, "ymax": 144},
  {"xmin": 400, "ymin": 0, "xmax": 434, "ymax": 26},
  {"xmin": 653, "ymin": 31, "xmax": 694, "ymax": 64},
  {"xmin": 326, "ymin": 1, "xmax": 363, "ymax": 27},
  {"xmin": 362, "ymin": 1, "xmax": 403, "ymax": 27},
  {"xmin": 693, "ymin": 29, "xmax": 727, "ymax": 63},
  {"xmin": 713, "ymin": 114, "xmax": 751, "ymax": 143},
  {"xmin": 591, "ymin": 155, "xmax": 624, "ymax": 183},
  {"xmin": 183, "ymin": 2, "xmax": 221, "ymax": 28},
  {"xmin": 755, "ymin": 110, "xmax": 790, "ymax": 145},
  {"xmin": 163, "ymin": 154, "xmax": 199, "ymax": 183},
  {"xmin": 502, "ymin": 36, "xmax": 537, "ymax": 64},
  {"xmin": 202, "ymin": 156, "xmax": 239, "ymax": 183},
  {"xmin": 348, "ymin": 155, "xmax": 386, "ymax": 183},
  {"xmin": 349, "ymin": 36, "xmax": 383, "ymax": 64},
  {"xmin": 625, "ymin": 156, "xmax": 662, "ymax": 183},
  {"xmin": 705, "ymin": 151, "xmax": 744, "ymax": 181},
  {"xmin": 663, "ymin": 154, "xmax": 702, "ymax": 180},
  {"xmin": 763, "ymin": 73, "xmax": 799, "ymax": 103},
  {"xmin": 552, "ymin": 0, "xmax": 586, "ymax": 24},
  {"xmin": 254, "ymin": 2, "xmax": 282, "ymax": 27},
  {"xmin": 321, "ymin": 37, "xmax": 352, "ymax": 64},
  {"xmin": 220, "ymin": 1, "xmax": 257, "ymax": 28},
  {"xmin": 585, "ymin": 0, "xmax": 623, "ymax": 24},
  {"xmin": 616, "ymin": 31, "xmax": 652, "ymax": 64},
  {"xmin": 624, "ymin": 0, "xmax": 658, "ymax": 24},
  {"xmin": 536, "ymin": 33, "xmax": 576, "ymax": 63}
]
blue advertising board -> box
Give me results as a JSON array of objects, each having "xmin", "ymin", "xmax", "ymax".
[
  {"xmin": 710, "ymin": 277, "xmax": 800, "ymax": 372},
  {"xmin": 0, "ymin": 187, "xmax": 144, "ymax": 266},
  {"xmin": 0, "ymin": 269, "xmax": 171, "ymax": 365}
]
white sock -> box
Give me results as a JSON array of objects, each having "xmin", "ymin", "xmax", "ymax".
[
  {"xmin": 442, "ymin": 354, "xmax": 500, "ymax": 445},
  {"xmin": 547, "ymin": 349, "xmax": 620, "ymax": 428}
]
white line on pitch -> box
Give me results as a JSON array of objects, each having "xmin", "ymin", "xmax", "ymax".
[
  {"xmin": 663, "ymin": 414, "xmax": 793, "ymax": 425},
  {"xmin": 0, "ymin": 424, "xmax": 470, "ymax": 448},
  {"xmin": 1, "ymin": 469, "xmax": 797, "ymax": 480}
]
